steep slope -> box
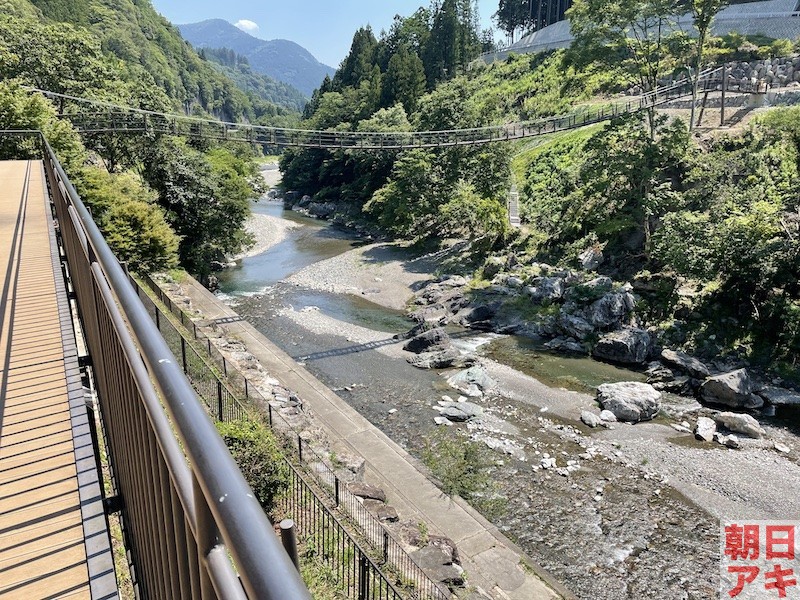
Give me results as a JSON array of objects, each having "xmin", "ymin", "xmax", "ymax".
[
  {"xmin": 179, "ymin": 19, "xmax": 335, "ymax": 96},
  {"xmin": 201, "ymin": 47, "xmax": 308, "ymax": 113},
  {"xmin": 24, "ymin": 0, "xmax": 299, "ymax": 123}
]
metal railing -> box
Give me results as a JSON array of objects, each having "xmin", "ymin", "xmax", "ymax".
[
  {"xmin": 26, "ymin": 131, "xmax": 312, "ymax": 600},
  {"xmin": 137, "ymin": 275, "xmax": 452, "ymax": 600}
]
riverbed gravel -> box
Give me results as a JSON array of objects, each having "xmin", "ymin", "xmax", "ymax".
[{"xmin": 220, "ymin": 205, "xmax": 800, "ymax": 599}]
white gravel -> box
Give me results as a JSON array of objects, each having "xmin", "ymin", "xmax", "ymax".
[
  {"xmin": 285, "ymin": 242, "xmax": 435, "ymax": 310},
  {"xmin": 230, "ymin": 212, "xmax": 299, "ymax": 261}
]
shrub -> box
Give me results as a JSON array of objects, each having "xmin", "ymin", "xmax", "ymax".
[{"xmin": 215, "ymin": 419, "xmax": 289, "ymax": 511}]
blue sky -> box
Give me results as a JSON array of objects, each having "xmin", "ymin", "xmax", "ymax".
[{"xmin": 150, "ymin": 0, "xmax": 499, "ymax": 68}]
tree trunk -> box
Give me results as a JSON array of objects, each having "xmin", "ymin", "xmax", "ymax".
[{"xmin": 690, "ymin": 31, "xmax": 707, "ymax": 131}]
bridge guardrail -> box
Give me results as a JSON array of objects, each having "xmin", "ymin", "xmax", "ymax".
[
  {"xmin": 29, "ymin": 131, "xmax": 312, "ymax": 600},
  {"xmin": 137, "ymin": 273, "xmax": 452, "ymax": 600}
]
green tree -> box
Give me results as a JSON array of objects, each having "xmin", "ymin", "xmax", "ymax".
[
  {"xmin": 494, "ymin": 0, "xmax": 533, "ymax": 42},
  {"xmin": 141, "ymin": 139, "xmax": 260, "ymax": 281},
  {"xmin": 567, "ymin": 0, "xmax": 687, "ymax": 138},
  {"xmin": 577, "ymin": 114, "xmax": 689, "ymax": 253},
  {"xmin": 689, "ymin": 0, "xmax": 729, "ymax": 129},
  {"xmin": 422, "ymin": 0, "xmax": 480, "ymax": 87},
  {"xmin": 0, "ymin": 81, "xmax": 84, "ymax": 170},
  {"xmin": 216, "ymin": 420, "xmax": 288, "ymax": 511},
  {"xmin": 333, "ymin": 27, "xmax": 378, "ymax": 90},
  {"xmin": 78, "ymin": 170, "xmax": 180, "ymax": 273},
  {"xmin": 381, "ymin": 45, "xmax": 427, "ymax": 113}
]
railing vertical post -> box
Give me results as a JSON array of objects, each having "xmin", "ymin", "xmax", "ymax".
[
  {"xmin": 181, "ymin": 337, "xmax": 187, "ymax": 374},
  {"xmin": 721, "ymin": 62, "xmax": 728, "ymax": 126},
  {"xmin": 279, "ymin": 520, "xmax": 300, "ymax": 572},
  {"xmin": 383, "ymin": 531, "xmax": 389, "ymax": 564},
  {"xmin": 216, "ymin": 381, "xmax": 223, "ymax": 422},
  {"xmin": 192, "ymin": 474, "xmax": 216, "ymax": 600},
  {"xmin": 335, "ymin": 476, "xmax": 340, "ymax": 507},
  {"xmin": 244, "ymin": 378, "xmax": 249, "ymax": 399},
  {"xmin": 223, "ymin": 357, "xmax": 227, "ymax": 376},
  {"xmin": 298, "ymin": 435, "xmax": 303, "ymax": 462},
  {"xmin": 155, "ymin": 308, "xmax": 160, "ymax": 330},
  {"xmin": 268, "ymin": 403, "xmax": 273, "ymax": 427},
  {"xmin": 358, "ymin": 554, "xmax": 369, "ymax": 600}
]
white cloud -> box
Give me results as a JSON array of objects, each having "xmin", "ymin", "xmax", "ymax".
[{"xmin": 234, "ymin": 19, "xmax": 259, "ymax": 34}]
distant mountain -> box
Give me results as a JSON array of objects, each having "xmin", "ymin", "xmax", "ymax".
[{"xmin": 178, "ymin": 19, "xmax": 335, "ymax": 97}]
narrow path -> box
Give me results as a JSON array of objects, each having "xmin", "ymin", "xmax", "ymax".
[{"xmin": 0, "ymin": 160, "xmax": 115, "ymax": 599}]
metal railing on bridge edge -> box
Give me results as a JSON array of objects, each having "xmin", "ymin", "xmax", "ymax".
[
  {"xmin": 8, "ymin": 130, "xmax": 312, "ymax": 600},
  {"xmin": 135, "ymin": 273, "xmax": 452, "ymax": 600}
]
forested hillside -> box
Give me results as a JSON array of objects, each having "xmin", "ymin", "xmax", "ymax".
[
  {"xmin": 281, "ymin": 0, "xmax": 799, "ymax": 376},
  {"xmin": 200, "ymin": 47, "xmax": 307, "ymax": 114},
  {"xmin": 0, "ymin": 0, "xmax": 277, "ymax": 280}
]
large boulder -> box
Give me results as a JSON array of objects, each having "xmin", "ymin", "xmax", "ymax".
[
  {"xmin": 407, "ymin": 348, "xmax": 475, "ymax": 370},
  {"xmin": 714, "ymin": 412, "xmax": 765, "ymax": 439},
  {"xmin": 458, "ymin": 303, "xmax": 498, "ymax": 329},
  {"xmin": 438, "ymin": 401, "xmax": 484, "ymax": 422},
  {"xmin": 404, "ymin": 328, "xmax": 451, "ymax": 354},
  {"xmin": 660, "ymin": 349, "xmax": 710, "ymax": 379},
  {"xmin": 588, "ymin": 292, "xmax": 636, "ymax": 328},
  {"xmin": 593, "ymin": 328, "xmax": 652, "ymax": 365},
  {"xmin": 346, "ymin": 482, "xmax": 387, "ymax": 502},
  {"xmin": 307, "ymin": 201, "xmax": 337, "ymax": 219},
  {"xmin": 700, "ymin": 369, "xmax": 763, "ymax": 409},
  {"xmin": 578, "ymin": 246, "xmax": 603, "ymax": 270},
  {"xmin": 758, "ymin": 386, "xmax": 800, "ymax": 406},
  {"xmin": 597, "ymin": 382, "xmax": 662, "ymax": 422}
]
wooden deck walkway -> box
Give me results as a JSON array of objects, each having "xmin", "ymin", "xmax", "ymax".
[{"xmin": 0, "ymin": 160, "xmax": 116, "ymax": 599}]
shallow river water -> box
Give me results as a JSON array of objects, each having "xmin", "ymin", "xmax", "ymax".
[{"xmin": 216, "ymin": 201, "xmax": 722, "ymax": 600}]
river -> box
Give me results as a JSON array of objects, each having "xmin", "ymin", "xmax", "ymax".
[{"xmin": 212, "ymin": 200, "xmax": 791, "ymax": 600}]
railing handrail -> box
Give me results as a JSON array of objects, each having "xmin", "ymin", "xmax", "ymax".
[{"xmin": 30, "ymin": 132, "xmax": 311, "ymax": 599}]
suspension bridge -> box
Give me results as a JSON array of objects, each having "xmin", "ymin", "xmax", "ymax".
[{"xmin": 26, "ymin": 66, "xmax": 745, "ymax": 151}]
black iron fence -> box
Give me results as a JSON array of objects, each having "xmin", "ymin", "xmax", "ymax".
[
  {"xmin": 135, "ymin": 274, "xmax": 452, "ymax": 600},
  {"xmin": 34, "ymin": 132, "xmax": 311, "ymax": 600}
]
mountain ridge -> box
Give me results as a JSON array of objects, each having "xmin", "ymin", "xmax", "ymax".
[{"xmin": 178, "ymin": 19, "xmax": 335, "ymax": 97}]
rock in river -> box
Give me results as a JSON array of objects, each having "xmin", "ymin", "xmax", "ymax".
[
  {"xmin": 660, "ymin": 349, "xmax": 710, "ymax": 379},
  {"xmin": 447, "ymin": 366, "xmax": 496, "ymax": 397},
  {"xmin": 597, "ymin": 382, "xmax": 662, "ymax": 422},
  {"xmin": 437, "ymin": 400, "xmax": 484, "ymax": 422},
  {"xmin": 403, "ymin": 328, "xmax": 451, "ymax": 354},
  {"xmin": 700, "ymin": 369, "xmax": 763, "ymax": 409},
  {"xmin": 593, "ymin": 328, "xmax": 651, "ymax": 365},
  {"xmin": 758, "ymin": 386, "xmax": 800, "ymax": 406},
  {"xmin": 581, "ymin": 411, "xmax": 602, "ymax": 428}
]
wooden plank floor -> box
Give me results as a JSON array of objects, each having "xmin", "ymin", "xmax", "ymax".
[{"xmin": 0, "ymin": 160, "xmax": 91, "ymax": 599}]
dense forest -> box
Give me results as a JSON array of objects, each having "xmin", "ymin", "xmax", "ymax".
[{"xmin": 0, "ymin": 0, "xmax": 287, "ymax": 279}]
